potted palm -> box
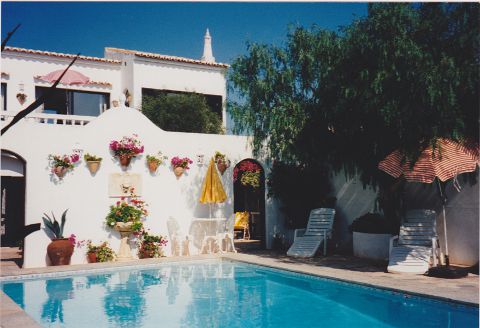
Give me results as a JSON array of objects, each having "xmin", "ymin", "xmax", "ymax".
[
  {"xmin": 146, "ymin": 152, "xmax": 168, "ymax": 173},
  {"xmin": 214, "ymin": 151, "xmax": 230, "ymax": 175},
  {"xmin": 109, "ymin": 134, "xmax": 144, "ymax": 168},
  {"xmin": 84, "ymin": 153, "xmax": 102, "ymax": 174},
  {"xmin": 170, "ymin": 156, "xmax": 193, "ymax": 178},
  {"xmin": 42, "ymin": 210, "xmax": 74, "ymax": 266}
]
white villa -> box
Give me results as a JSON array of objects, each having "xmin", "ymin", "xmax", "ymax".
[{"xmin": 1, "ymin": 30, "xmax": 477, "ymax": 269}]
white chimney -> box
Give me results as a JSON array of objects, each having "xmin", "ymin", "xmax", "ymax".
[{"xmin": 201, "ymin": 28, "xmax": 215, "ymax": 63}]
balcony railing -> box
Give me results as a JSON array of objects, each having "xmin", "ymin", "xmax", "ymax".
[{"xmin": 1, "ymin": 111, "xmax": 95, "ymax": 126}]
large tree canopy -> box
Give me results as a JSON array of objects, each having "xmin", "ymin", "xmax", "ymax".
[
  {"xmin": 228, "ymin": 3, "xmax": 479, "ymax": 186},
  {"xmin": 142, "ymin": 93, "xmax": 223, "ymax": 134}
]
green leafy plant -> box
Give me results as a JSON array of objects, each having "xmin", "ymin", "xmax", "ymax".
[
  {"xmin": 214, "ymin": 151, "xmax": 230, "ymax": 167},
  {"xmin": 105, "ymin": 187, "xmax": 148, "ymax": 232},
  {"xmin": 146, "ymin": 152, "xmax": 168, "ymax": 165},
  {"xmin": 137, "ymin": 231, "xmax": 168, "ymax": 259},
  {"xmin": 84, "ymin": 153, "xmax": 102, "ymax": 161},
  {"xmin": 86, "ymin": 241, "xmax": 115, "ymax": 262},
  {"xmin": 42, "ymin": 209, "xmax": 68, "ymax": 239}
]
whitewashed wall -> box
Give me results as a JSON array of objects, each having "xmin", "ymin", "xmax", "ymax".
[
  {"xmin": 2, "ymin": 108, "xmax": 264, "ymax": 268},
  {"xmin": 1, "ymin": 53, "xmax": 121, "ymax": 113}
]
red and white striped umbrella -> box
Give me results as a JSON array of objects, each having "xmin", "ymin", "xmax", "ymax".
[
  {"xmin": 39, "ymin": 69, "xmax": 90, "ymax": 85},
  {"xmin": 378, "ymin": 139, "xmax": 479, "ymax": 183}
]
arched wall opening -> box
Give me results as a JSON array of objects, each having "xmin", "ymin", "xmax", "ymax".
[
  {"xmin": 1, "ymin": 150, "xmax": 27, "ymax": 262},
  {"xmin": 233, "ymin": 158, "xmax": 266, "ymax": 248}
]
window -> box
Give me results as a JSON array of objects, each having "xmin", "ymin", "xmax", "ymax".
[
  {"xmin": 35, "ymin": 87, "xmax": 109, "ymax": 117},
  {"xmin": 1, "ymin": 83, "xmax": 6, "ymax": 111},
  {"xmin": 142, "ymin": 88, "xmax": 223, "ymax": 117}
]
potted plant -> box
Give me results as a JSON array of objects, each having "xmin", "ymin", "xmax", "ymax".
[
  {"xmin": 84, "ymin": 153, "xmax": 102, "ymax": 174},
  {"xmin": 16, "ymin": 92, "xmax": 27, "ymax": 105},
  {"xmin": 109, "ymin": 134, "xmax": 144, "ymax": 167},
  {"xmin": 42, "ymin": 210, "xmax": 74, "ymax": 266},
  {"xmin": 233, "ymin": 160, "xmax": 261, "ymax": 188},
  {"xmin": 86, "ymin": 240, "xmax": 115, "ymax": 263},
  {"xmin": 138, "ymin": 231, "xmax": 168, "ymax": 259},
  {"xmin": 214, "ymin": 151, "xmax": 230, "ymax": 175},
  {"xmin": 350, "ymin": 213, "xmax": 398, "ymax": 261},
  {"xmin": 146, "ymin": 152, "xmax": 168, "ymax": 173},
  {"xmin": 48, "ymin": 153, "xmax": 80, "ymax": 178},
  {"xmin": 105, "ymin": 187, "xmax": 148, "ymax": 260},
  {"xmin": 170, "ymin": 156, "xmax": 193, "ymax": 178}
]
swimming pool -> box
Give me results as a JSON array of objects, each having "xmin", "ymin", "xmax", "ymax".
[{"xmin": 1, "ymin": 260, "xmax": 478, "ymax": 327}]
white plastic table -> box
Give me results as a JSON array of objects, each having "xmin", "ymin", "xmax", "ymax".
[{"xmin": 190, "ymin": 218, "xmax": 234, "ymax": 254}]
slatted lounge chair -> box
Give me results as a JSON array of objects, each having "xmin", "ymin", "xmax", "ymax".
[
  {"xmin": 387, "ymin": 209, "xmax": 440, "ymax": 275},
  {"xmin": 287, "ymin": 208, "xmax": 336, "ymax": 258}
]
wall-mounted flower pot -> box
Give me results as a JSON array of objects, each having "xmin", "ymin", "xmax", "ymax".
[
  {"xmin": 47, "ymin": 238, "xmax": 74, "ymax": 266},
  {"xmin": 86, "ymin": 161, "xmax": 101, "ymax": 174},
  {"xmin": 173, "ymin": 167, "xmax": 184, "ymax": 178},
  {"xmin": 148, "ymin": 161, "xmax": 159, "ymax": 173},
  {"xmin": 118, "ymin": 155, "xmax": 132, "ymax": 167},
  {"xmin": 54, "ymin": 166, "xmax": 68, "ymax": 178},
  {"xmin": 216, "ymin": 162, "xmax": 228, "ymax": 175},
  {"xmin": 87, "ymin": 252, "xmax": 97, "ymax": 263}
]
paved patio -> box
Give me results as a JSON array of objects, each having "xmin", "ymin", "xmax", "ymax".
[{"xmin": 1, "ymin": 248, "xmax": 478, "ymax": 328}]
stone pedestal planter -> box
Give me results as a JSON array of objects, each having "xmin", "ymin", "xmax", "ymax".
[
  {"xmin": 114, "ymin": 222, "xmax": 134, "ymax": 261},
  {"xmin": 353, "ymin": 232, "xmax": 392, "ymax": 261}
]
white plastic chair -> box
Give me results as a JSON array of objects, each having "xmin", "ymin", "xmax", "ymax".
[
  {"xmin": 387, "ymin": 209, "xmax": 440, "ymax": 274},
  {"xmin": 287, "ymin": 208, "xmax": 336, "ymax": 258}
]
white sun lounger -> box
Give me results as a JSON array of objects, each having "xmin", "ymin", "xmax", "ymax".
[
  {"xmin": 287, "ymin": 208, "xmax": 335, "ymax": 258},
  {"xmin": 387, "ymin": 209, "xmax": 440, "ymax": 275}
]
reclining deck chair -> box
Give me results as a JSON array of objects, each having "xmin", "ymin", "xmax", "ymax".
[
  {"xmin": 287, "ymin": 208, "xmax": 335, "ymax": 258},
  {"xmin": 388, "ymin": 209, "xmax": 440, "ymax": 274}
]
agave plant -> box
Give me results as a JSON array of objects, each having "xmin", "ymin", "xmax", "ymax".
[{"xmin": 42, "ymin": 210, "xmax": 68, "ymax": 240}]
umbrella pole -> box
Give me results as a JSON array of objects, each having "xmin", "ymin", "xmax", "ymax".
[{"xmin": 437, "ymin": 179, "xmax": 449, "ymax": 266}]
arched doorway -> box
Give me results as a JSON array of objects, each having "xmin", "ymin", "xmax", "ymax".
[
  {"xmin": 1, "ymin": 150, "xmax": 26, "ymax": 250},
  {"xmin": 233, "ymin": 159, "xmax": 266, "ymax": 248}
]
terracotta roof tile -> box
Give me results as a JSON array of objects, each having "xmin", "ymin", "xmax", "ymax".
[
  {"xmin": 4, "ymin": 47, "xmax": 121, "ymax": 64},
  {"xmin": 105, "ymin": 47, "xmax": 229, "ymax": 68}
]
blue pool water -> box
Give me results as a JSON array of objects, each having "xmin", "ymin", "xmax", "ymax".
[{"xmin": 1, "ymin": 261, "xmax": 478, "ymax": 328}]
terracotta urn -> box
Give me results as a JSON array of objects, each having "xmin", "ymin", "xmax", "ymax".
[
  {"xmin": 139, "ymin": 243, "xmax": 157, "ymax": 259},
  {"xmin": 87, "ymin": 252, "xmax": 97, "ymax": 263},
  {"xmin": 216, "ymin": 162, "xmax": 228, "ymax": 175},
  {"xmin": 86, "ymin": 161, "xmax": 101, "ymax": 174},
  {"xmin": 114, "ymin": 222, "xmax": 134, "ymax": 261},
  {"xmin": 118, "ymin": 154, "xmax": 132, "ymax": 167},
  {"xmin": 148, "ymin": 161, "xmax": 159, "ymax": 173},
  {"xmin": 173, "ymin": 166, "xmax": 184, "ymax": 178},
  {"xmin": 54, "ymin": 166, "xmax": 68, "ymax": 178},
  {"xmin": 47, "ymin": 238, "xmax": 74, "ymax": 266}
]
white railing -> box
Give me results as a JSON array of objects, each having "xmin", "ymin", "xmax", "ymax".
[{"xmin": 1, "ymin": 111, "xmax": 95, "ymax": 126}]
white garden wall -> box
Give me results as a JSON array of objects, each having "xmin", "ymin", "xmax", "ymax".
[{"xmin": 2, "ymin": 107, "xmax": 265, "ymax": 268}]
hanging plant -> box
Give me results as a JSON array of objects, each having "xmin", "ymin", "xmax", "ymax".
[
  {"xmin": 83, "ymin": 153, "xmax": 102, "ymax": 174},
  {"xmin": 233, "ymin": 160, "xmax": 261, "ymax": 188},
  {"xmin": 171, "ymin": 156, "xmax": 193, "ymax": 178},
  {"xmin": 214, "ymin": 151, "xmax": 230, "ymax": 175},
  {"xmin": 48, "ymin": 153, "xmax": 80, "ymax": 178},
  {"xmin": 146, "ymin": 152, "xmax": 168, "ymax": 173},
  {"xmin": 109, "ymin": 134, "xmax": 144, "ymax": 167}
]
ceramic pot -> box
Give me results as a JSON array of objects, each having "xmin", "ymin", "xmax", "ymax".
[
  {"xmin": 87, "ymin": 252, "xmax": 97, "ymax": 263},
  {"xmin": 47, "ymin": 238, "xmax": 74, "ymax": 266},
  {"xmin": 54, "ymin": 166, "xmax": 68, "ymax": 178},
  {"xmin": 87, "ymin": 161, "xmax": 101, "ymax": 174},
  {"xmin": 139, "ymin": 243, "xmax": 157, "ymax": 259},
  {"xmin": 148, "ymin": 161, "xmax": 159, "ymax": 173},
  {"xmin": 173, "ymin": 166, "xmax": 184, "ymax": 178},
  {"xmin": 118, "ymin": 155, "xmax": 132, "ymax": 167},
  {"xmin": 216, "ymin": 162, "xmax": 228, "ymax": 175}
]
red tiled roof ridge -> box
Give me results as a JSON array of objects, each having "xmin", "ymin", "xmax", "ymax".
[
  {"xmin": 3, "ymin": 46, "xmax": 121, "ymax": 64},
  {"xmin": 105, "ymin": 47, "xmax": 229, "ymax": 68}
]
